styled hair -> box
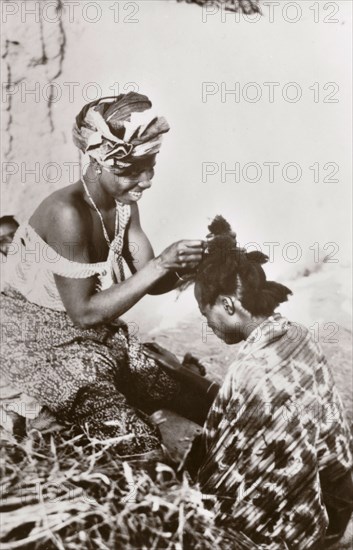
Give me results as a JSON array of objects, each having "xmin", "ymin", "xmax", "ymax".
[
  {"xmin": 195, "ymin": 216, "xmax": 292, "ymax": 317},
  {"xmin": 0, "ymin": 215, "xmax": 19, "ymax": 228}
]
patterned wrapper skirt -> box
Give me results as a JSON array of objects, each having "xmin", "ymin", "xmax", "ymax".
[{"xmin": 0, "ymin": 287, "xmax": 180, "ymax": 458}]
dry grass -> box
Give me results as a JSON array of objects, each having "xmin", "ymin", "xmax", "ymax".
[
  {"xmin": 1, "ymin": 263, "xmax": 352, "ymax": 549},
  {"xmin": 0, "ymin": 427, "xmax": 254, "ymax": 550}
]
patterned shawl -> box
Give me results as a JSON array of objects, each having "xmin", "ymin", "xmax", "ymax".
[{"xmin": 197, "ymin": 314, "xmax": 352, "ymax": 549}]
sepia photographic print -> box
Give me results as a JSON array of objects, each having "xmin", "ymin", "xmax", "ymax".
[{"xmin": 0, "ymin": 1, "xmax": 352, "ymax": 548}]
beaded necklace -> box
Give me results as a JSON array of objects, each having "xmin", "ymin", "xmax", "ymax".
[
  {"xmin": 81, "ymin": 177, "xmax": 125, "ymax": 281},
  {"xmin": 81, "ymin": 177, "xmax": 120, "ymax": 254}
]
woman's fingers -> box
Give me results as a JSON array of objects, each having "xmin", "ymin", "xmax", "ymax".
[
  {"xmin": 177, "ymin": 241, "xmax": 205, "ymax": 268},
  {"xmin": 159, "ymin": 239, "xmax": 205, "ymax": 272},
  {"xmin": 182, "ymin": 240, "xmax": 204, "ymax": 248},
  {"xmin": 178, "ymin": 240, "xmax": 204, "ymax": 255},
  {"xmin": 178, "ymin": 253, "xmax": 203, "ymax": 264}
]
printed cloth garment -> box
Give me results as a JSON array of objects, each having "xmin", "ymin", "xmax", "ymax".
[
  {"xmin": 197, "ymin": 314, "xmax": 352, "ymax": 550},
  {"xmin": 72, "ymin": 93, "xmax": 170, "ymax": 173},
  {"xmin": 0, "ymin": 287, "xmax": 180, "ymax": 458},
  {"xmin": 1, "ymin": 202, "xmax": 130, "ymax": 312}
]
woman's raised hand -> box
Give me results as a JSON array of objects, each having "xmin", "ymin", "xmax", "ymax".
[{"xmin": 157, "ymin": 240, "xmax": 205, "ymax": 272}]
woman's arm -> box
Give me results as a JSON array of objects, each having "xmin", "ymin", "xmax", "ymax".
[
  {"xmin": 50, "ymin": 202, "xmax": 202, "ymax": 327},
  {"xmin": 123, "ymin": 203, "xmax": 185, "ymax": 295},
  {"xmin": 55, "ymin": 262, "xmax": 168, "ymax": 328}
]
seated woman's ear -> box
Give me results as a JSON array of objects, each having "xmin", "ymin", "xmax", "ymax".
[{"xmin": 222, "ymin": 296, "xmax": 236, "ymax": 315}]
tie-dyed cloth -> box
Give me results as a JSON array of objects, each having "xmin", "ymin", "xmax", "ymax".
[{"xmin": 197, "ymin": 314, "xmax": 352, "ymax": 549}]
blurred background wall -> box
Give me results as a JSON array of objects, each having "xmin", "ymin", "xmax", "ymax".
[{"xmin": 1, "ymin": 0, "xmax": 352, "ymax": 331}]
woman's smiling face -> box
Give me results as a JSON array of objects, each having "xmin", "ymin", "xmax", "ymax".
[{"xmin": 98, "ymin": 155, "xmax": 157, "ymax": 204}]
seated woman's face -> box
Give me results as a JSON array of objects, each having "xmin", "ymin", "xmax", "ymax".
[
  {"xmin": 100, "ymin": 155, "xmax": 157, "ymax": 204},
  {"xmin": 194, "ymin": 282, "xmax": 250, "ymax": 345}
]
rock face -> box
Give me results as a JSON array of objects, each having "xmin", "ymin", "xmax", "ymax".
[{"xmin": 1, "ymin": 0, "xmax": 66, "ymax": 219}]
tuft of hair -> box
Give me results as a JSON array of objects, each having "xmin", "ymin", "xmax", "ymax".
[
  {"xmin": 241, "ymin": 280, "xmax": 293, "ymax": 317},
  {"xmin": 246, "ymin": 250, "xmax": 268, "ymax": 264},
  {"xmin": 0, "ymin": 215, "xmax": 18, "ymax": 227},
  {"xmin": 194, "ymin": 215, "xmax": 293, "ymax": 316},
  {"xmin": 207, "ymin": 233, "xmax": 236, "ymax": 257},
  {"xmin": 208, "ymin": 215, "xmax": 233, "ymax": 236}
]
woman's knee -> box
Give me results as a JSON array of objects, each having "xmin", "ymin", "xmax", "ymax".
[{"xmin": 63, "ymin": 381, "xmax": 162, "ymax": 456}]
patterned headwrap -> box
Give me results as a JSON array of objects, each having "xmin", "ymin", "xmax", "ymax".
[{"xmin": 72, "ymin": 92, "xmax": 170, "ymax": 172}]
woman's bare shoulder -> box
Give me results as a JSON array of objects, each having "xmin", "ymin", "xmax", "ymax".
[{"xmin": 29, "ymin": 182, "xmax": 90, "ymax": 244}]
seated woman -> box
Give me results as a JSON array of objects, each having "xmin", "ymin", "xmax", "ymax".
[
  {"xmin": 0, "ymin": 92, "xmax": 209, "ymax": 461},
  {"xmin": 184, "ymin": 216, "xmax": 352, "ymax": 549}
]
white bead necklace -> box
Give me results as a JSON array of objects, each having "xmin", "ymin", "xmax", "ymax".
[{"xmin": 81, "ymin": 177, "xmax": 120, "ymax": 254}]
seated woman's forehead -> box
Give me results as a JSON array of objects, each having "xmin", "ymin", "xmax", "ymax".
[{"xmin": 119, "ymin": 155, "xmax": 157, "ymax": 175}]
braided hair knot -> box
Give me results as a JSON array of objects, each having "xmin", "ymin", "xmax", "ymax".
[{"xmin": 195, "ymin": 216, "xmax": 293, "ymax": 316}]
